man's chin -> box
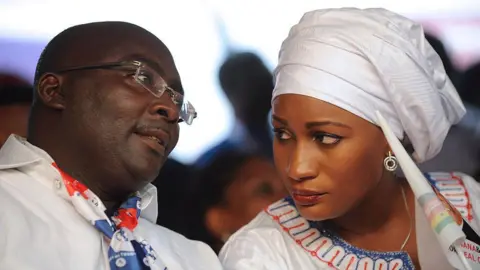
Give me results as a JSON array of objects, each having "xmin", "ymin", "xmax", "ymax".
[{"xmin": 123, "ymin": 160, "xmax": 163, "ymax": 187}]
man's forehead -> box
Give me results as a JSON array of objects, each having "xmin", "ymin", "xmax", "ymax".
[
  {"xmin": 50, "ymin": 22, "xmax": 183, "ymax": 93},
  {"xmin": 109, "ymin": 48, "xmax": 183, "ymax": 94},
  {"xmin": 67, "ymin": 24, "xmax": 171, "ymax": 67},
  {"xmin": 117, "ymin": 53, "xmax": 169, "ymax": 76}
]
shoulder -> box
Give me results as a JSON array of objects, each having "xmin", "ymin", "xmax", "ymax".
[
  {"xmin": 137, "ymin": 219, "xmax": 222, "ymax": 269},
  {"xmin": 223, "ymin": 199, "xmax": 295, "ymax": 248},
  {"xmin": 0, "ymin": 169, "xmax": 40, "ymax": 209},
  {"xmin": 219, "ymin": 199, "xmax": 298, "ymax": 270}
]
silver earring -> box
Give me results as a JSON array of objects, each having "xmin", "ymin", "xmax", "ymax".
[{"xmin": 384, "ymin": 151, "xmax": 398, "ymax": 171}]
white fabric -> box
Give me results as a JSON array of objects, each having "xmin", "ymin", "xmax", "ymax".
[
  {"xmin": 376, "ymin": 111, "xmax": 471, "ymax": 269},
  {"xmin": 272, "ymin": 8, "xmax": 465, "ymax": 162},
  {"xmin": 0, "ymin": 135, "xmax": 222, "ymax": 270},
  {"xmin": 219, "ymin": 173, "xmax": 480, "ymax": 269}
]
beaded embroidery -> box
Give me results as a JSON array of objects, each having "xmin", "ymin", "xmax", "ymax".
[{"xmin": 264, "ymin": 172, "xmax": 473, "ymax": 270}]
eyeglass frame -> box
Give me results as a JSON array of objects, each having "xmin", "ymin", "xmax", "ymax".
[{"xmin": 44, "ymin": 60, "xmax": 197, "ymax": 125}]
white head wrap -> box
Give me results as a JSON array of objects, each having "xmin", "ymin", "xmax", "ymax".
[{"xmin": 272, "ymin": 8, "xmax": 466, "ymax": 163}]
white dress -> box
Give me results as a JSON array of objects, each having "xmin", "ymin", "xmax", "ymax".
[{"xmin": 220, "ymin": 172, "xmax": 480, "ymax": 269}]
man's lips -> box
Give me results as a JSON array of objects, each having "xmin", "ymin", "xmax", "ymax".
[
  {"xmin": 134, "ymin": 128, "xmax": 170, "ymax": 155},
  {"xmin": 134, "ymin": 128, "xmax": 169, "ymax": 148}
]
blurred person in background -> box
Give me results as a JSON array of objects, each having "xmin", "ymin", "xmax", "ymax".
[
  {"xmin": 195, "ymin": 52, "xmax": 274, "ymax": 167},
  {"xmin": 185, "ymin": 150, "xmax": 285, "ymax": 253},
  {"xmin": 0, "ymin": 73, "xmax": 32, "ymax": 147},
  {"xmin": 220, "ymin": 8, "xmax": 480, "ymax": 270},
  {"xmin": 459, "ymin": 62, "xmax": 480, "ymax": 108},
  {"xmin": 457, "ymin": 62, "xmax": 480, "ymax": 179},
  {"xmin": 0, "ymin": 21, "xmax": 221, "ymax": 270}
]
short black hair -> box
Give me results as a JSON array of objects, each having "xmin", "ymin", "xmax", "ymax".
[
  {"xmin": 33, "ymin": 27, "xmax": 78, "ymax": 89},
  {"xmin": 33, "ymin": 21, "xmax": 158, "ymax": 90},
  {"xmin": 218, "ymin": 52, "xmax": 273, "ymax": 101}
]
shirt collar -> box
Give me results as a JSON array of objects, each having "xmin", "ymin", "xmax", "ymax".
[
  {"xmin": 0, "ymin": 135, "xmax": 52, "ymax": 169},
  {"xmin": 0, "ymin": 134, "xmax": 158, "ymax": 223}
]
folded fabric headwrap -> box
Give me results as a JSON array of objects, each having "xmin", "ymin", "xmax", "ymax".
[{"xmin": 272, "ymin": 8, "xmax": 466, "ymax": 163}]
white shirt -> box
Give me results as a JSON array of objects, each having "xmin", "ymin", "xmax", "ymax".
[
  {"xmin": 0, "ymin": 135, "xmax": 223, "ymax": 270},
  {"xmin": 220, "ymin": 172, "xmax": 480, "ymax": 270}
]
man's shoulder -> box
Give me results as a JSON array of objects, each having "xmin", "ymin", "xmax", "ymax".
[
  {"xmin": 138, "ymin": 219, "xmax": 199, "ymax": 244},
  {"xmin": 138, "ymin": 218, "xmax": 202, "ymax": 245},
  {"xmin": 137, "ymin": 219, "xmax": 222, "ymax": 269},
  {"xmin": 0, "ymin": 169, "xmax": 31, "ymax": 201}
]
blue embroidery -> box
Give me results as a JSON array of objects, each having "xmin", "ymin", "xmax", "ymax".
[{"xmin": 281, "ymin": 197, "xmax": 415, "ymax": 269}]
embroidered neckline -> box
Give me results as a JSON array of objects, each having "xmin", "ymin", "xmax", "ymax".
[
  {"xmin": 265, "ymin": 198, "xmax": 414, "ymax": 270},
  {"xmin": 264, "ymin": 172, "xmax": 473, "ymax": 269}
]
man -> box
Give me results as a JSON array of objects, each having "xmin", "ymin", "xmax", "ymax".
[
  {"xmin": 0, "ymin": 22, "xmax": 221, "ymax": 270},
  {"xmin": 0, "ymin": 73, "xmax": 32, "ymax": 147},
  {"xmin": 195, "ymin": 52, "xmax": 273, "ymax": 168}
]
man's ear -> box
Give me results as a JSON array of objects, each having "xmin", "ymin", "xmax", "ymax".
[{"xmin": 36, "ymin": 73, "xmax": 66, "ymax": 110}]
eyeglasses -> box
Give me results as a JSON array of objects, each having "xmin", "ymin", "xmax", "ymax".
[{"xmin": 51, "ymin": 60, "xmax": 197, "ymax": 125}]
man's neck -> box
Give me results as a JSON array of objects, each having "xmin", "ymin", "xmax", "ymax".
[
  {"xmin": 28, "ymin": 135, "xmax": 129, "ymax": 215},
  {"xmin": 328, "ymin": 175, "xmax": 407, "ymax": 236}
]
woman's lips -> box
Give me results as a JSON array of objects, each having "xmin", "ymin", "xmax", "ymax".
[{"xmin": 291, "ymin": 189, "xmax": 327, "ymax": 206}]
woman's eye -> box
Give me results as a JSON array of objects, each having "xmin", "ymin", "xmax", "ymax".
[
  {"xmin": 273, "ymin": 128, "xmax": 292, "ymax": 141},
  {"xmin": 313, "ymin": 133, "xmax": 342, "ymax": 145}
]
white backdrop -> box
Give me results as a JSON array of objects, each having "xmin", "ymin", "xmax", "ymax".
[{"xmin": 0, "ymin": 0, "xmax": 479, "ymax": 163}]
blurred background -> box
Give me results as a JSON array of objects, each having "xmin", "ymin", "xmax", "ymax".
[{"xmin": 1, "ymin": 0, "xmax": 480, "ymax": 253}]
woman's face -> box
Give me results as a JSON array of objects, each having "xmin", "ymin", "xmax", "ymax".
[{"xmin": 271, "ymin": 94, "xmax": 389, "ymax": 221}]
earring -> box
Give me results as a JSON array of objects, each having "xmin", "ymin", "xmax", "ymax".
[{"xmin": 384, "ymin": 151, "xmax": 398, "ymax": 171}]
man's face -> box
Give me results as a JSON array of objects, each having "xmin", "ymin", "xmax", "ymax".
[{"xmin": 53, "ymin": 36, "xmax": 184, "ymax": 194}]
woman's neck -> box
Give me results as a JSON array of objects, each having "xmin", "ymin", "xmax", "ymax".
[{"xmin": 328, "ymin": 175, "xmax": 409, "ymax": 236}]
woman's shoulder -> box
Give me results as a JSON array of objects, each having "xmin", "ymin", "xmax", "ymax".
[
  {"xmin": 221, "ymin": 198, "xmax": 293, "ymax": 249},
  {"xmin": 219, "ymin": 198, "xmax": 302, "ymax": 269}
]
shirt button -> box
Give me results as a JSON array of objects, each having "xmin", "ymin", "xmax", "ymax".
[
  {"xmin": 54, "ymin": 179, "xmax": 62, "ymax": 190},
  {"xmin": 91, "ymin": 197, "xmax": 99, "ymax": 206}
]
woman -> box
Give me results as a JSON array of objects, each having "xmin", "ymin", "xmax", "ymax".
[
  {"xmin": 185, "ymin": 150, "xmax": 285, "ymax": 253},
  {"xmin": 219, "ymin": 8, "xmax": 480, "ymax": 270}
]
